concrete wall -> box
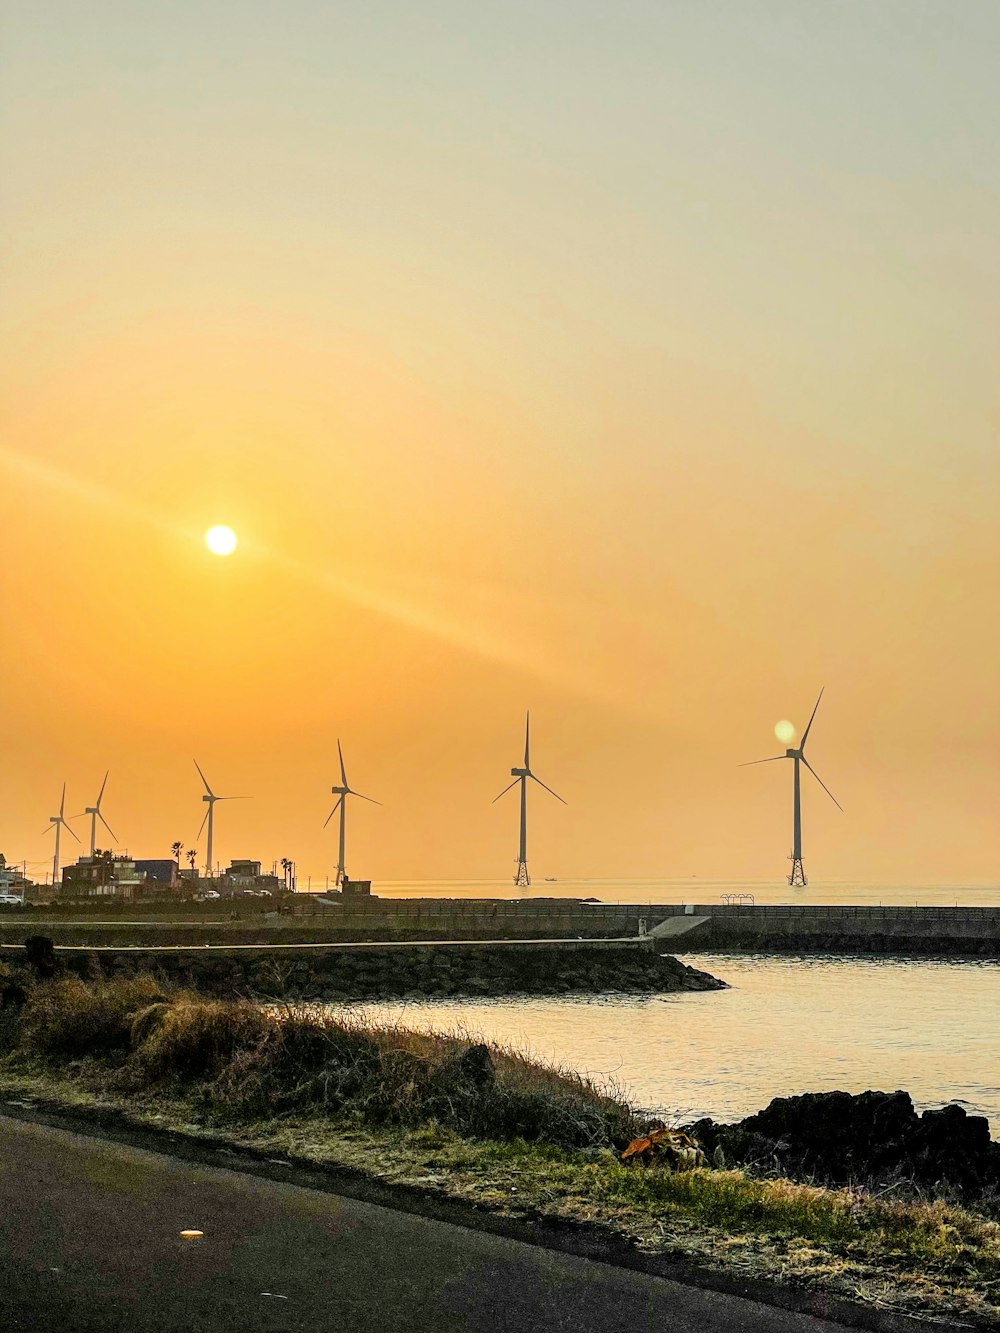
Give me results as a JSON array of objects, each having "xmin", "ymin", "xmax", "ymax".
[
  {"xmin": 2, "ymin": 900, "xmax": 997, "ymax": 955},
  {"xmin": 686, "ymin": 904, "xmax": 1000, "ymax": 955}
]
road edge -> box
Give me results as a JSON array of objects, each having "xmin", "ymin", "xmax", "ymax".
[{"xmin": 0, "ymin": 1099, "xmax": 969, "ymax": 1333}]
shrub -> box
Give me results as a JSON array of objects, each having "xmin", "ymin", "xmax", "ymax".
[
  {"xmin": 20, "ymin": 976, "xmax": 167, "ymax": 1061},
  {"xmin": 130, "ymin": 1000, "xmax": 273, "ymax": 1083}
]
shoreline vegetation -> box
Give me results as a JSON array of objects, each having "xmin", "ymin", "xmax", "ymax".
[{"xmin": 1, "ymin": 972, "xmax": 999, "ymax": 1327}]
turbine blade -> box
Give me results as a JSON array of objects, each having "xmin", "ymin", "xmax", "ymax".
[
  {"xmin": 529, "ymin": 773, "xmax": 567, "ymax": 804},
  {"xmin": 215, "ymin": 795, "xmax": 250, "ymax": 801},
  {"xmin": 43, "ymin": 824, "xmax": 54, "ymax": 837},
  {"xmin": 800, "ymin": 687, "xmax": 825, "ymax": 752},
  {"xmin": 193, "ymin": 758, "xmax": 215, "ymax": 797},
  {"xmin": 738, "ymin": 756, "xmax": 787, "ymax": 766},
  {"xmin": 97, "ymin": 770, "xmax": 109, "ymax": 807},
  {"xmin": 59, "ymin": 782, "xmax": 66, "ymax": 817},
  {"xmin": 98, "ymin": 812, "xmax": 119, "ymax": 842},
  {"xmin": 492, "ymin": 778, "xmax": 520, "ymax": 803},
  {"xmin": 61, "ymin": 819, "xmax": 81, "ymax": 843},
  {"xmin": 323, "ymin": 797, "xmax": 343, "ymax": 828},
  {"xmin": 524, "ymin": 711, "xmax": 530, "ymax": 769},
  {"xmin": 337, "ymin": 738, "xmax": 348, "ymax": 788},
  {"xmin": 802, "ymin": 757, "xmax": 843, "ymax": 811},
  {"xmin": 350, "ymin": 791, "xmax": 381, "ymax": 806},
  {"xmin": 197, "ymin": 809, "xmax": 210, "ymax": 839}
]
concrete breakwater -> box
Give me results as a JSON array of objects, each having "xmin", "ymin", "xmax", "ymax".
[
  {"xmin": 6, "ymin": 939, "xmax": 727, "ymax": 1002},
  {"xmin": 3, "ymin": 901, "xmax": 995, "ymax": 955},
  {"xmin": 675, "ymin": 904, "xmax": 1000, "ymax": 955}
]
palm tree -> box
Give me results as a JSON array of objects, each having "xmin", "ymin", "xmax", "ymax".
[
  {"xmin": 171, "ymin": 841, "xmax": 183, "ymax": 864},
  {"xmin": 187, "ymin": 848, "xmax": 197, "ymax": 872},
  {"xmin": 280, "ymin": 857, "xmax": 290, "ymax": 891}
]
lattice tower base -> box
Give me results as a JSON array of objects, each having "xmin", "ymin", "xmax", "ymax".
[{"xmin": 788, "ymin": 857, "xmax": 807, "ymax": 887}]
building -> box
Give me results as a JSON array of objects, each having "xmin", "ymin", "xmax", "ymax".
[
  {"xmin": 0, "ymin": 854, "xmax": 29, "ymax": 898},
  {"xmin": 61, "ymin": 854, "xmax": 147, "ymax": 900},
  {"xmin": 134, "ymin": 859, "xmax": 180, "ymax": 890},
  {"xmin": 219, "ymin": 860, "xmax": 283, "ymax": 896}
]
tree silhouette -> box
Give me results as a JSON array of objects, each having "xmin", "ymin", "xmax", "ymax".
[{"xmin": 171, "ymin": 841, "xmax": 183, "ymax": 864}]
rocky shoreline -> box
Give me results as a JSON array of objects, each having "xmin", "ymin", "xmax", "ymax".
[
  {"xmin": 9, "ymin": 938, "xmax": 728, "ymax": 1003},
  {"xmin": 686, "ymin": 1089, "xmax": 1000, "ymax": 1201}
]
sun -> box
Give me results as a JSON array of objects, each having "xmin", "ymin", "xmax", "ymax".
[
  {"xmin": 205, "ymin": 525, "xmax": 238, "ymax": 556},
  {"xmin": 774, "ymin": 719, "xmax": 796, "ymax": 744}
]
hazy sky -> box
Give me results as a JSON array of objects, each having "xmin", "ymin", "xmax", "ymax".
[{"xmin": 2, "ymin": 2, "xmax": 998, "ymax": 886}]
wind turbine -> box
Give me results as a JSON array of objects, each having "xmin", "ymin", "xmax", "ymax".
[
  {"xmin": 493, "ymin": 712, "xmax": 566, "ymax": 888},
  {"xmin": 323, "ymin": 740, "xmax": 380, "ymax": 887},
  {"xmin": 741, "ymin": 688, "xmax": 842, "ymax": 886},
  {"xmin": 193, "ymin": 760, "xmax": 247, "ymax": 878},
  {"xmin": 44, "ymin": 783, "xmax": 79, "ymax": 887},
  {"xmin": 82, "ymin": 771, "xmax": 118, "ymax": 857}
]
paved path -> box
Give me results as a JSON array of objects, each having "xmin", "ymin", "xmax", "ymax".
[{"xmin": 0, "ymin": 1115, "xmax": 853, "ymax": 1333}]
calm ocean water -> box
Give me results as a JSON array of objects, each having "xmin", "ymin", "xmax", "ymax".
[
  {"xmin": 344, "ymin": 953, "xmax": 1000, "ymax": 1133},
  {"xmin": 370, "ymin": 878, "xmax": 1000, "ymax": 907}
]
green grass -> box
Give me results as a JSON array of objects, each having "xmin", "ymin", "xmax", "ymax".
[{"xmin": 1, "ymin": 972, "xmax": 999, "ymax": 1326}]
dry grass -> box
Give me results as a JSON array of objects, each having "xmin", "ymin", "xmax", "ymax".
[{"xmin": 3, "ymin": 976, "xmax": 637, "ymax": 1149}]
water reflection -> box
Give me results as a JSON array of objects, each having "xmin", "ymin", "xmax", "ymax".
[{"xmin": 340, "ymin": 955, "xmax": 1000, "ymax": 1132}]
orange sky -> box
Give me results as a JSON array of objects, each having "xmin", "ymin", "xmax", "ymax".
[{"xmin": 1, "ymin": 3, "xmax": 998, "ymax": 886}]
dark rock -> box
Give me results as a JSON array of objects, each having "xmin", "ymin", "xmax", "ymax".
[
  {"xmin": 686, "ymin": 1090, "xmax": 1000, "ymax": 1197},
  {"xmin": 24, "ymin": 935, "xmax": 57, "ymax": 977}
]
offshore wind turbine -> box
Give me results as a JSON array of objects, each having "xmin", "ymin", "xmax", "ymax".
[
  {"xmin": 82, "ymin": 771, "xmax": 118, "ymax": 857},
  {"xmin": 193, "ymin": 760, "xmax": 246, "ymax": 877},
  {"xmin": 493, "ymin": 712, "xmax": 566, "ymax": 888},
  {"xmin": 741, "ymin": 688, "xmax": 842, "ymax": 887},
  {"xmin": 44, "ymin": 783, "xmax": 79, "ymax": 887},
  {"xmin": 323, "ymin": 740, "xmax": 380, "ymax": 887}
]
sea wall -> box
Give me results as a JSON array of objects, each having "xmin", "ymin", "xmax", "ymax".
[
  {"xmin": 688, "ymin": 904, "xmax": 1000, "ymax": 956},
  {"xmin": 2, "ymin": 901, "xmax": 996, "ymax": 955},
  {"xmin": 3, "ymin": 939, "xmax": 727, "ymax": 1001}
]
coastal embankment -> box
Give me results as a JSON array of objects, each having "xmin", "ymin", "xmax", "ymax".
[
  {"xmin": 5, "ymin": 900, "xmax": 997, "ymax": 956},
  {"xmin": 0, "ymin": 938, "xmax": 726, "ymax": 1001}
]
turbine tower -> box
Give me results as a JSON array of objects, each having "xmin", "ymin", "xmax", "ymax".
[
  {"xmin": 45, "ymin": 783, "xmax": 79, "ymax": 887},
  {"xmin": 323, "ymin": 740, "xmax": 380, "ymax": 887},
  {"xmin": 493, "ymin": 712, "xmax": 566, "ymax": 888},
  {"xmin": 82, "ymin": 771, "xmax": 118, "ymax": 857},
  {"xmin": 741, "ymin": 688, "xmax": 842, "ymax": 886},
  {"xmin": 194, "ymin": 760, "xmax": 246, "ymax": 878}
]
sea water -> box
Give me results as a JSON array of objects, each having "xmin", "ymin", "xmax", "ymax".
[{"xmin": 343, "ymin": 953, "xmax": 1000, "ymax": 1132}]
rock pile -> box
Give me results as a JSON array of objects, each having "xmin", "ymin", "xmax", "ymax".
[
  {"xmin": 687, "ymin": 1089, "xmax": 1000, "ymax": 1196},
  {"xmin": 41, "ymin": 942, "xmax": 727, "ymax": 1002}
]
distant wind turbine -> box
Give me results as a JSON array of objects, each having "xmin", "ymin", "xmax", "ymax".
[
  {"xmin": 324, "ymin": 740, "xmax": 380, "ymax": 887},
  {"xmin": 44, "ymin": 783, "xmax": 79, "ymax": 887},
  {"xmin": 494, "ymin": 712, "xmax": 566, "ymax": 888},
  {"xmin": 741, "ymin": 688, "xmax": 842, "ymax": 887},
  {"xmin": 81, "ymin": 771, "xmax": 118, "ymax": 857},
  {"xmin": 194, "ymin": 760, "xmax": 247, "ymax": 877}
]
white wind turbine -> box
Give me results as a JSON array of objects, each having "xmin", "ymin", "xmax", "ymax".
[
  {"xmin": 193, "ymin": 760, "xmax": 247, "ymax": 877},
  {"xmin": 741, "ymin": 688, "xmax": 842, "ymax": 887},
  {"xmin": 323, "ymin": 740, "xmax": 380, "ymax": 887},
  {"xmin": 493, "ymin": 712, "xmax": 566, "ymax": 888},
  {"xmin": 44, "ymin": 783, "xmax": 79, "ymax": 886},
  {"xmin": 81, "ymin": 771, "xmax": 118, "ymax": 857}
]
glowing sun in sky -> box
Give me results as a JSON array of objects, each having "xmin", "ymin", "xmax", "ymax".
[
  {"xmin": 205, "ymin": 525, "xmax": 238, "ymax": 556},
  {"xmin": 774, "ymin": 719, "xmax": 796, "ymax": 744}
]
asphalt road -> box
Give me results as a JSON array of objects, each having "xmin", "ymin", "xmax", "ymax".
[{"xmin": 0, "ymin": 1115, "xmax": 853, "ymax": 1333}]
